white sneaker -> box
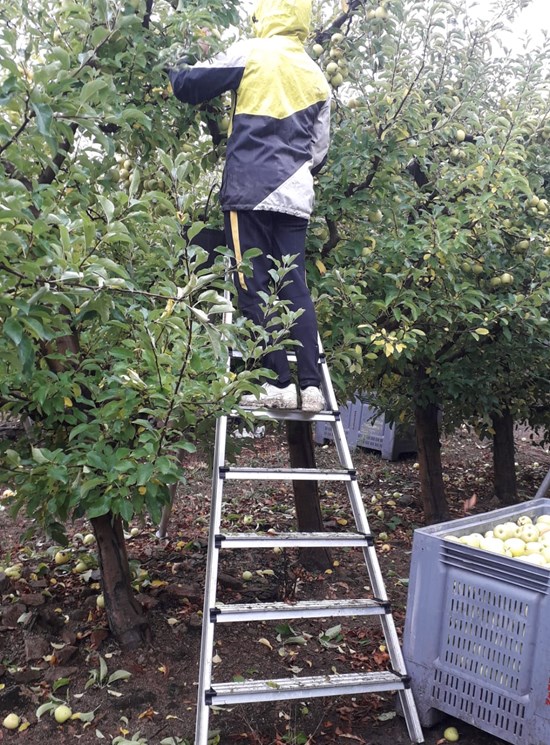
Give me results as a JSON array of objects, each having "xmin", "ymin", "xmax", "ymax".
[
  {"xmin": 301, "ymin": 386, "xmax": 325, "ymax": 412},
  {"xmin": 239, "ymin": 383, "xmax": 298, "ymax": 409},
  {"xmin": 232, "ymin": 425, "xmax": 266, "ymax": 439}
]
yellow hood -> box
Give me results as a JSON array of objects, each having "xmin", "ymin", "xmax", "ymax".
[{"xmin": 253, "ymin": 0, "xmax": 312, "ymax": 42}]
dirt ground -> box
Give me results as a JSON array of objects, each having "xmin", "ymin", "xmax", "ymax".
[{"xmin": 1, "ymin": 423, "xmax": 549, "ymax": 745}]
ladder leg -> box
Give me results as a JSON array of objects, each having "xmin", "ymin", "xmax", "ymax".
[
  {"xmin": 195, "ymin": 415, "xmax": 228, "ymax": 745},
  {"xmin": 319, "ymin": 349, "xmax": 424, "ymax": 742}
]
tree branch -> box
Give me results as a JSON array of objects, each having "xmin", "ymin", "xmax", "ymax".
[
  {"xmin": 38, "ymin": 123, "xmax": 78, "ymax": 185},
  {"xmin": 313, "ymin": 0, "xmax": 365, "ymax": 44},
  {"xmin": 321, "ymin": 218, "xmax": 341, "ymax": 258},
  {"xmin": 344, "ymin": 154, "xmax": 381, "ymax": 197}
]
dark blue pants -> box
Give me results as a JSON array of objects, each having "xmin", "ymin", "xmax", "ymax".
[{"xmin": 224, "ymin": 210, "xmax": 320, "ymax": 389}]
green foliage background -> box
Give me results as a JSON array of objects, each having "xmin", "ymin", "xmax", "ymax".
[
  {"xmin": 1, "ymin": 0, "xmax": 549, "ymax": 539},
  {"xmin": 309, "ymin": 0, "xmax": 550, "ymax": 439}
]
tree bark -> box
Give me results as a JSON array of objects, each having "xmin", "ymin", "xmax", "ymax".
[
  {"xmin": 414, "ymin": 403, "xmax": 450, "ymax": 524},
  {"xmin": 91, "ymin": 512, "xmax": 151, "ymax": 649},
  {"xmin": 491, "ymin": 409, "xmax": 517, "ymax": 504},
  {"xmin": 286, "ymin": 421, "xmax": 332, "ymax": 570}
]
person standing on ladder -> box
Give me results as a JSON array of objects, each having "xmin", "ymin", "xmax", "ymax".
[{"xmin": 166, "ymin": 0, "xmax": 331, "ymax": 413}]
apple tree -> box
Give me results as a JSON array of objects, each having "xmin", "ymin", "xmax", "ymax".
[
  {"xmin": 309, "ymin": 0, "xmax": 550, "ymax": 521},
  {"xmin": 0, "ymin": 0, "xmax": 296, "ymax": 646}
]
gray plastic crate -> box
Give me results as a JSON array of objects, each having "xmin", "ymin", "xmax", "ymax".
[
  {"xmin": 403, "ymin": 498, "xmax": 550, "ymax": 745},
  {"xmin": 315, "ymin": 397, "xmax": 417, "ymax": 460},
  {"xmin": 314, "ymin": 398, "xmax": 361, "ymax": 448},
  {"xmin": 357, "ymin": 402, "xmax": 417, "ymax": 460}
]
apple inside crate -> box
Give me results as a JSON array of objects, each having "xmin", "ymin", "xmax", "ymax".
[{"xmin": 403, "ymin": 497, "xmax": 550, "ymax": 745}]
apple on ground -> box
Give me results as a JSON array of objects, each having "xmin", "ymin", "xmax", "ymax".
[
  {"xmin": 443, "ymin": 725, "xmax": 459, "ymax": 742},
  {"xmin": 2, "ymin": 713, "xmax": 21, "ymax": 730},
  {"xmin": 54, "ymin": 551, "xmax": 70, "ymax": 566},
  {"xmin": 54, "ymin": 705, "xmax": 72, "ymax": 724}
]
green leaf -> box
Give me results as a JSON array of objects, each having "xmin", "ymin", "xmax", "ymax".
[
  {"xmin": 87, "ymin": 498, "xmax": 111, "ymax": 519},
  {"xmin": 97, "ymin": 195, "xmax": 115, "ymax": 224},
  {"xmin": 116, "ymin": 499, "xmax": 134, "ymax": 523},
  {"xmin": 3, "ymin": 317, "xmax": 23, "ymax": 345},
  {"xmin": 31, "ymin": 446, "xmax": 50, "ymax": 464},
  {"xmin": 31, "ymin": 101, "xmax": 53, "ymax": 136},
  {"xmin": 36, "ymin": 702, "xmax": 56, "ymax": 720},
  {"xmin": 99, "ymin": 655, "xmax": 108, "ymax": 683},
  {"xmin": 80, "ymin": 78, "xmax": 108, "ymax": 103},
  {"xmin": 119, "ymin": 107, "xmax": 151, "ymax": 130},
  {"xmin": 107, "ymin": 670, "xmax": 132, "ymax": 685},
  {"xmin": 52, "ymin": 677, "xmax": 71, "ymax": 691}
]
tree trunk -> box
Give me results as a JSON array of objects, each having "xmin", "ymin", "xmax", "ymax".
[
  {"xmin": 414, "ymin": 403, "xmax": 450, "ymax": 524},
  {"xmin": 286, "ymin": 421, "xmax": 332, "ymax": 570},
  {"xmin": 491, "ymin": 409, "xmax": 517, "ymax": 504},
  {"xmin": 91, "ymin": 512, "xmax": 151, "ymax": 649}
]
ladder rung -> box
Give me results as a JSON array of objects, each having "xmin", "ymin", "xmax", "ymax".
[
  {"xmin": 231, "ymin": 409, "xmax": 337, "ymax": 422},
  {"xmin": 216, "ymin": 531, "xmax": 373, "ymax": 548},
  {"xmin": 221, "ymin": 467, "xmax": 355, "ymax": 481},
  {"xmin": 212, "ymin": 598, "xmax": 388, "ymax": 623},
  {"xmin": 207, "ymin": 671, "xmax": 407, "ymax": 705}
]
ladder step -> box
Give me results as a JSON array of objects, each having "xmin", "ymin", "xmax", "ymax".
[
  {"xmin": 212, "ymin": 598, "xmax": 388, "ymax": 623},
  {"xmin": 216, "ymin": 531, "xmax": 373, "ymax": 548},
  {"xmin": 207, "ymin": 671, "xmax": 408, "ymax": 705},
  {"xmin": 221, "ymin": 467, "xmax": 355, "ymax": 481},
  {"xmin": 231, "ymin": 408, "xmax": 336, "ymax": 422}
]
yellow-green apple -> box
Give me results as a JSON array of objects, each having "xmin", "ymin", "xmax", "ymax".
[{"xmin": 504, "ymin": 538, "xmax": 526, "ymax": 557}]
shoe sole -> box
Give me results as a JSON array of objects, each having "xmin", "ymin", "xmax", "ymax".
[
  {"xmin": 302, "ymin": 403, "xmax": 324, "ymax": 413},
  {"xmin": 240, "ymin": 397, "xmax": 298, "ymax": 409}
]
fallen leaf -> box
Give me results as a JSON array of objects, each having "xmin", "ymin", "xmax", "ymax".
[
  {"xmin": 334, "ymin": 728, "xmax": 366, "ymax": 742},
  {"xmin": 463, "ymin": 493, "xmax": 477, "ymax": 513},
  {"xmin": 258, "ymin": 637, "xmax": 273, "ymax": 650}
]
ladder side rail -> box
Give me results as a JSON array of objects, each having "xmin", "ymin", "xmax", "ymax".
[
  {"xmin": 318, "ymin": 342, "xmax": 423, "ymax": 731},
  {"xmin": 196, "ymin": 264, "xmax": 234, "ymax": 744},
  {"xmin": 195, "ymin": 415, "xmax": 229, "ymax": 744},
  {"xmin": 317, "ymin": 345, "xmax": 393, "ymax": 599},
  {"xmin": 317, "ymin": 350, "xmax": 387, "ymax": 590}
]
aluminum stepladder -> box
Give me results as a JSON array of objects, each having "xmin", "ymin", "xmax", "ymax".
[{"xmin": 195, "ymin": 328, "xmax": 424, "ymax": 744}]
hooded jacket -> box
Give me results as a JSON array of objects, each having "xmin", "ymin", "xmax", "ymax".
[{"xmin": 169, "ymin": 0, "xmax": 331, "ymax": 220}]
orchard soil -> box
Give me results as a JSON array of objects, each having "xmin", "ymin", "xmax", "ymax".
[{"xmin": 1, "ymin": 424, "xmax": 549, "ymax": 745}]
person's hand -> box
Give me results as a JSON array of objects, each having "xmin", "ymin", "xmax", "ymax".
[
  {"xmin": 159, "ymin": 54, "xmax": 195, "ymax": 75},
  {"xmin": 197, "ymin": 27, "xmax": 212, "ymax": 57}
]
